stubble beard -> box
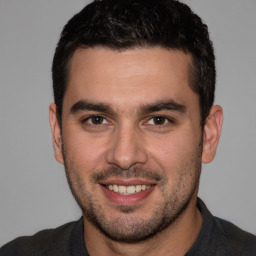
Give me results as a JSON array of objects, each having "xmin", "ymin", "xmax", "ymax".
[{"xmin": 62, "ymin": 143, "xmax": 202, "ymax": 243}]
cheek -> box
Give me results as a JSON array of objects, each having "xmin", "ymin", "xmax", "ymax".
[
  {"xmin": 63, "ymin": 129, "xmax": 108, "ymax": 172},
  {"xmin": 147, "ymin": 131, "xmax": 200, "ymax": 174}
]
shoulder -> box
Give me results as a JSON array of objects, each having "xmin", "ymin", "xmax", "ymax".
[
  {"xmin": 192, "ymin": 198, "xmax": 256, "ymax": 256},
  {"xmin": 213, "ymin": 217, "xmax": 256, "ymax": 254},
  {"xmin": 0, "ymin": 220, "xmax": 79, "ymax": 256}
]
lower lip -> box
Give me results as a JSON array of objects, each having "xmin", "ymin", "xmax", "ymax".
[{"xmin": 100, "ymin": 185, "xmax": 155, "ymax": 205}]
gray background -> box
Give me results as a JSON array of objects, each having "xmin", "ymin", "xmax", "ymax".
[{"xmin": 0, "ymin": 0, "xmax": 256, "ymax": 246}]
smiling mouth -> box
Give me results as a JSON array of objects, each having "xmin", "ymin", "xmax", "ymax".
[{"xmin": 104, "ymin": 184, "xmax": 152, "ymax": 195}]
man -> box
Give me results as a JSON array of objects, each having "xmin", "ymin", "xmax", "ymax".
[{"xmin": 1, "ymin": 0, "xmax": 256, "ymax": 255}]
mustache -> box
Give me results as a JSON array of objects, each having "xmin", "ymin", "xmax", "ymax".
[{"xmin": 90, "ymin": 167, "xmax": 163, "ymax": 183}]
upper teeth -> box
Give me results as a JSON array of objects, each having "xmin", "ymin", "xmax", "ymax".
[{"xmin": 107, "ymin": 185, "xmax": 151, "ymax": 195}]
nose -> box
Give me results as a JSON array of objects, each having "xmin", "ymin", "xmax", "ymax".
[{"xmin": 105, "ymin": 124, "xmax": 148, "ymax": 169}]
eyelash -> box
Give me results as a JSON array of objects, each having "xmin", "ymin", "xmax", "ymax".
[
  {"xmin": 145, "ymin": 116, "xmax": 175, "ymax": 127},
  {"xmin": 81, "ymin": 115, "xmax": 110, "ymax": 126},
  {"xmin": 81, "ymin": 115, "xmax": 175, "ymax": 127}
]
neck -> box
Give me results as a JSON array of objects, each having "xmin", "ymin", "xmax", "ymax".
[{"xmin": 83, "ymin": 196, "xmax": 202, "ymax": 256}]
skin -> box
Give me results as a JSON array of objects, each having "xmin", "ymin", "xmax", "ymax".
[{"xmin": 50, "ymin": 47, "xmax": 223, "ymax": 256}]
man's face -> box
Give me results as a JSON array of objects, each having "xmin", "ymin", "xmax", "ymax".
[{"xmin": 54, "ymin": 47, "xmax": 204, "ymax": 242}]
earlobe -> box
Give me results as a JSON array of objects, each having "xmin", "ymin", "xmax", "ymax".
[
  {"xmin": 202, "ymin": 105, "xmax": 223, "ymax": 164},
  {"xmin": 49, "ymin": 103, "xmax": 64, "ymax": 164}
]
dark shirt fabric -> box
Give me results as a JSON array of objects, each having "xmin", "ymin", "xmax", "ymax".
[{"xmin": 1, "ymin": 198, "xmax": 256, "ymax": 256}]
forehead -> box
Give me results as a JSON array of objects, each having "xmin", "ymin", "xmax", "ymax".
[{"xmin": 64, "ymin": 47, "xmax": 198, "ymax": 114}]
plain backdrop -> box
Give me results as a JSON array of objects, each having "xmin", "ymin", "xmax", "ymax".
[{"xmin": 0, "ymin": 0, "xmax": 256, "ymax": 246}]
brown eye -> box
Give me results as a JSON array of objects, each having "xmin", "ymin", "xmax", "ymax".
[
  {"xmin": 152, "ymin": 116, "xmax": 167, "ymax": 125},
  {"xmin": 92, "ymin": 116, "xmax": 103, "ymax": 124},
  {"xmin": 86, "ymin": 115, "xmax": 107, "ymax": 125}
]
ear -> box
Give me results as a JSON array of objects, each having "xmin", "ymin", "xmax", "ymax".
[
  {"xmin": 49, "ymin": 103, "xmax": 64, "ymax": 164},
  {"xmin": 202, "ymin": 105, "xmax": 223, "ymax": 164}
]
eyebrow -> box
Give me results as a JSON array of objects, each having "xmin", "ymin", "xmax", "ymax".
[
  {"xmin": 69, "ymin": 99, "xmax": 186, "ymax": 116},
  {"xmin": 70, "ymin": 100, "xmax": 116, "ymax": 116},
  {"xmin": 139, "ymin": 100, "xmax": 186, "ymax": 115}
]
